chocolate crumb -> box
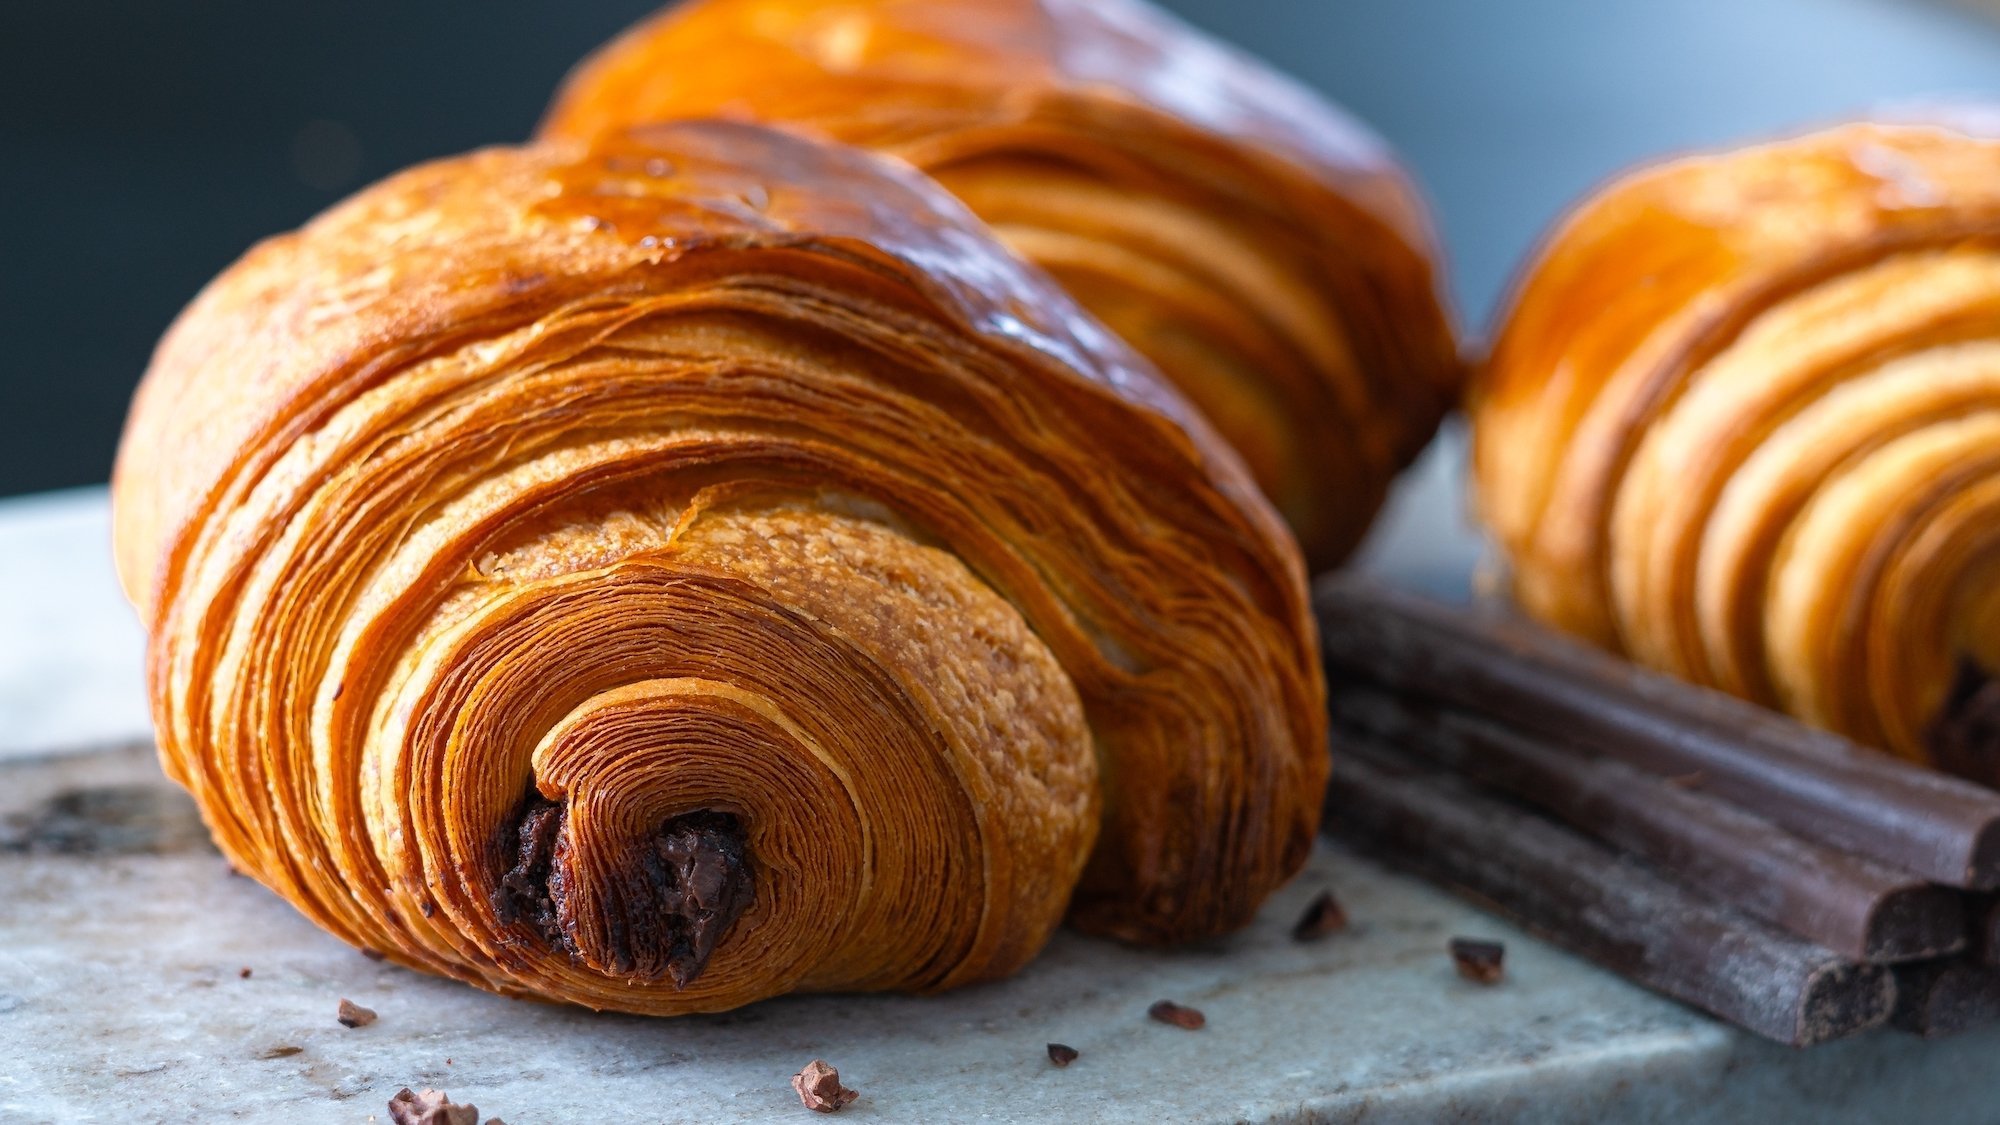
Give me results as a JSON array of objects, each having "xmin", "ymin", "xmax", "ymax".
[
  {"xmin": 387, "ymin": 1087, "xmax": 478, "ymax": 1125},
  {"xmin": 1451, "ymin": 937, "xmax": 1506, "ymax": 984},
  {"xmin": 1292, "ymin": 890, "xmax": 1348, "ymax": 941},
  {"xmin": 1147, "ymin": 999, "xmax": 1205, "ymax": 1030},
  {"xmin": 260, "ymin": 1045, "xmax": 303, "ymax": 1059},
  {"xmin": 337, "ymin": 998, "xmax": 378, "ymax": 1028},
  {"xmin": 238, "ymin": 967, "xmax": 252, "ymax": 979},
  {"xmin": 791, "ymin": 1059, "xmax": 858, "ymax": 1113},
  {"xmin": 1046, "ymin": 1042, "xmax": 1079, "ymax": 1067},
  {"xmin": 361, "ymin": 948, "xmax": 388, "ymax": 961}
]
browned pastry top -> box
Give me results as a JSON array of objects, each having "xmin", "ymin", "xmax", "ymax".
[
  {"xmin": 542, "ymin": 0, "xmax": 1461, "ymax": 567},
  {"xmin": 1475, "ymin": 112, "xmax": 2000, "ymax": 770},
  {"xmin": 112, "ymin": 122, "xmax": 1326, "ymax": 1013}
]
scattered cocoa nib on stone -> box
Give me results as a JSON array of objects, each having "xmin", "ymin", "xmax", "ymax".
[
  {"xmin": 337, "ymin": 998, "xmax": 378, "ymax": 1028},
  {"xmin": 259, "ymin": 1045, "xmax": 303, "ymax": 1059},
  {"xmin": 791, "ymin": 1059, "xmax": 859, "ymax": 1113},
  {"xmin": 1046, "ymin": 1043, "xmax": 1080, "ymax": 1067},
  {"xmin": 361, "ymin": 948, "xmax": 388, "ymax": 962},
  {"xmin": 238, "ymin": 967, "xmax": 252, "ymax": 979},
  {"xmin": 387, "ymin": 1087, "xmax": 480, "ymax": 1125},
  {"xmin": 1292, "ymin": 889, "xmax": 1348, "ymax": 941},
  {"xmin": 1450, "ymin": 937, "xmax": 1506, "ymax": 984},
  {"xmin": 1147, "ymin": 1000, "xmax": 1206, "ymax": 1030}
]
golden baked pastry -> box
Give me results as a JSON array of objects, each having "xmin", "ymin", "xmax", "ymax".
[
  {"xmin": 541, "ymin": 0, "xmax": 1461, "ymax": 568},
  {"xmin": 1474, "ymin": 113, "xmax": 2000, "ymax": 776},
  {"xmin": 110, "ymin": 122, "xmax": 1325, "ymax": 1014}
]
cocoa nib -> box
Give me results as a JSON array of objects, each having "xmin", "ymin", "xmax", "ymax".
[
  {"xmin": 791, "ymin": 1059, "xmax": 859, "ymax": 1113},
  {"xmin": 387, "ymin": 1087, "xmax": 479, "ymax": 1125},
  {"xmin": 259, "ymin": 1045, "xmax": 303, "ymax": 1059},
  {"xmin": 1292, "ymin": 890, "xmax": 1348, "ymax": 941},
  {"xmin": 336, "ymin": 998, "xmax": 377, "ymax": 1028},
  {"xmin": 1147, "ymin": 999, "xmax": 1205, "ymax": 1030},
  {"xmin": 1046, "ymin": 1042, "xmax": 1079, "ymax": 1067},
  {"xmin": 494, "ymin": 792, "xmax": 753, "ymax": 988},
  {"xmin": 1451, "ymin": 937, "xmax": 1506, "ymax": 984}
]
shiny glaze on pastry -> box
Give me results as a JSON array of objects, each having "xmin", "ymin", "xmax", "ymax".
[
  {"xmin": 1475, "ymin": 113, "xmax": 2000, "ymax": 775},
  {"xmin": 111, "ymin": 122, "xmax": 1326, "ymax": 1014},
  {"xmin": 543, "ymin": 0, "xmax": 1461, "ymax": 568}
]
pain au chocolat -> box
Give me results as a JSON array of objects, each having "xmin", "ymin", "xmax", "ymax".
[
  {"xmin": 542, "ymin": 0, "xmax": 1461, "ymax": 569},
  {"xmin": 1474, "ymin": 113, "xmax": 2000, "ymax": 779},
  {"xmin": 110, "ymin": 122, "xmax": 1325, "ymax": 1014}
]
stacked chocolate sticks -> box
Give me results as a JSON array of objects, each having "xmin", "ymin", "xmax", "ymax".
[{"xmin": 1316, "ymin": 575, "xmax": 2000, "ymax": 1046}]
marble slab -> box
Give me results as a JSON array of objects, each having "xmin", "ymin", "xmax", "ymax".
[{"xmin": 7, "ymin": 469, "xmax": 2000, "ymax": 1124}]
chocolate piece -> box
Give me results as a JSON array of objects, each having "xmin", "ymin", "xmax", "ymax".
[
  {"xmin": 494, "ymin": 793, "xmax": 566, "ymax": 946},
  {"xmin": 1326, "ymin": 739, "xmax": 1893, "ymax": 1046},
  {"xmin": 238, "ymin": 967, "xmax": 252, "ymax": 979},
  {"xmin": 1331, "ymin": 684, "xmax": 1966, "ymax": 962},
  {"xmin": 1046, "ymin": 1042, "xmax": 1079, "ymax": 1067},
  {"xmin": 650, "ymin": 811, "xmax": 756, "ymax": 988},
  {"xmin": 494, "ymin": 793, "xmax": 754, "ymax": 987},
  {"xmin": 336, "ymin": 998, "xmax": 377, "ymax": 1028},
  {"xmin": 388, "ymin": 1087, "xmax": 479, "ymax": 1125},
  {"xmin": 1315, "ymin": 576, "xmax": 2000, "ymax": 889},
  {"xmin": 791, "ymin": 1059, "xmax": 858, "ymax": 1113},
  {"xmin": 1147, "ymin": 1000, "xmax": 1205, "ymax": 1030},
  {"xmin": 1450, "ymin": 938, "xmax": 1505, "ymax": 984},
  {"xmin": 1891, "ymin": 960, "xmax": 2000, "ymax": 1038},
  {"xmin": 1925, "ymin": 656, "xmax": 2000, "ymax": 783},
  {"xmin": 1292, "ymin": 890, "xmax": 1348, "ymax": 941}
]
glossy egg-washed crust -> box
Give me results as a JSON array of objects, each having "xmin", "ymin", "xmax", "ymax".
[
  {"xmin": 541, "ymin": 0, "xmax": 1461, "ymax": 569},
  {"xmin": 111, "ymin": 122, "xmax": 1326, "ymax": 1014},
  {"xmin": 1474, "ymin": 113, "xmax": 2000, "ymax": 771}
]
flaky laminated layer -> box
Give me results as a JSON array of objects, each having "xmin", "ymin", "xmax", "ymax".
[
  {"xmin": 542, "ymin": 0, "xmax": 1460, "ymax": 568},
  {"xmin": 1474, "ymin": 115, "xmax": 2000, "ymax": 772},
  {"xmin": 111, "ymin": 122, "xmax": 1325, "ymax": 1014}
]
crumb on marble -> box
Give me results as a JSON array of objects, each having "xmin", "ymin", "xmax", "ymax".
[{"xmin": 791, "ymin": 1059, "xmax": 859, "ymax": 1113}]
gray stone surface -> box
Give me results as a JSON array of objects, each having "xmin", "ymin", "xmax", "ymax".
[
  {"xmin": 7, "ymin": 481, "xmax": 2000, "ymax": 1124},
  {"xmin": 0, "ymin": 488, "xmax": 150, "ymax": 758}
]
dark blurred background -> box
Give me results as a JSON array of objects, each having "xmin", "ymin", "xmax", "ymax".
[{"xmin": 4, "ymin": 0, "xmax": 1999, "ymax": 498}]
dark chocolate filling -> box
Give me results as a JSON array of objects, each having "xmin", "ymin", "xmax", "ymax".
[
  {"xmin": 494, "ymin": 793, "xmax": 754, "ymax": 988},
  {"xmin": 1925, "ymin": 655, "xmax": 2000, "ymax": 785}
]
